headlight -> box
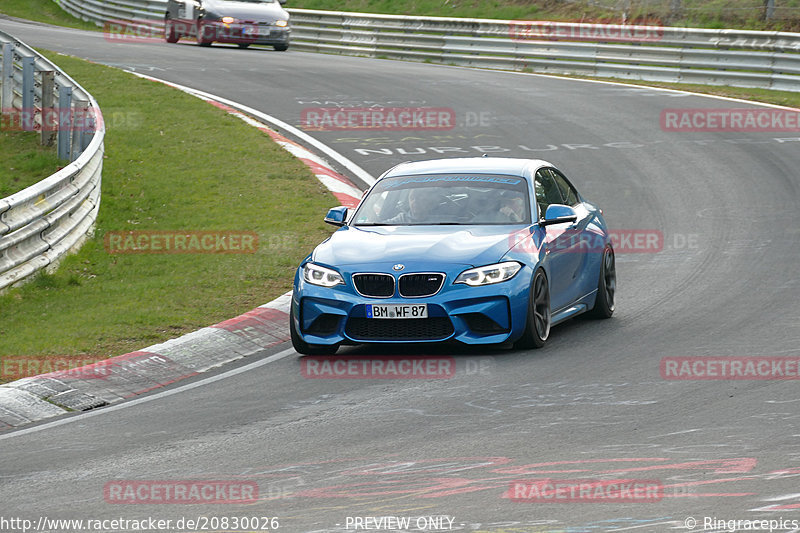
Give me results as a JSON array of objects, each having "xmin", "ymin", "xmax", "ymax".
[
  {"xmin": 221, "ymin": 16, "xmax": 236, "ymax": 24},
  {"xmin": 303, "ymin": 263, "xmax": 344, "ymax": 287},
  {"xmin": 454, "ymin": 261, "xmax": 522, "ymax": 286},
  {"xmin": 275, "ymin": 20, "xmax": 288, "ymax": 27}
]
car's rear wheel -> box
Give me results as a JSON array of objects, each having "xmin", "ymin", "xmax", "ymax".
[
  {"xmin": 165, "ymin": 18, "xmax": 179, "ymax": 43},
  {"xmin": 290, "ymin": 307, "xmax": 339, "ymax": 356},
  {"xmin": 273, "ymin": 43, "xmax": 289, "ymax": 51},
  {"xmin": 238, "ymin": 43, "xmax": 250, "ymax": 49},
  {"xmin": 589, "ymin": 245, "xmax": 616, "ymax": 318},
  {"xmin": 196, "ymin": 21, "xmax": 213, "ymax": 46},
  {"xmin": 515, "ymin": 268, "xmax": 550, "ymax": 349}
]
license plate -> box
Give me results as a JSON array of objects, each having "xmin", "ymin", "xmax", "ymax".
[
  {"xmin": 366, "ymin": 304, "xmax": 428, "ymax": 319},
  {"xmin": 243, "ymin": 26, "xmax": 271, "ymax": 37}
]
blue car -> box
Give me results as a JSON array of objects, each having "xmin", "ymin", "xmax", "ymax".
[{"xmin": 290, "ymin": 157, "xmax": 615, "ymax": 355}]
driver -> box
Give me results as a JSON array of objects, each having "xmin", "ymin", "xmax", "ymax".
[
  {"xmin": 498, "ymin": 193, "xmax": 526, "ymax": 223},
  {"xmin": 385, "ymin": 187, "xmax": 439, "ymax": 224}
]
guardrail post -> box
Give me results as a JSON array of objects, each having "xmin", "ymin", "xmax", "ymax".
[
  {"xmin": 1, "ymin": 42, "xmax": 12, "ymax": 116},
  {"xmin": 71, "ymin": 100, "xmax": 87, "ymax": 161},
  {"xmin": 80, "ymin": 104, "xmax": 95, "ymax": 152},
  {"xmin": 21, "ymin": 56, "xmax": 35, "ymax": 131},
  {"xmin": 40, "ymin": 71, "xmax": 55, "ymax": 146},
  {"xmin": 57, "ymin": 85, "xmax": 72, "ymax": 161}
]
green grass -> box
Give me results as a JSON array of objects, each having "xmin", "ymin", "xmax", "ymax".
[
  {"xmin": 289, "ymin": 0, "xmax": 800, "ymax": 31},
  {"xmin": 0, "ymin": 50, "xmax": 337, "ymax": 373},
  {"xmin": 0, "ymin": 130, "xmax": 64, "ymax": 198},
  {"xmin": 1, "ymin": 0, "xmax": 799, "ymax": 31},
  {"xmin": 0, "ymin": 0, "xmax": 98, "ymax": 31}
]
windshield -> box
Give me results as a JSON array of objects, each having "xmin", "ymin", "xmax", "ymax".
[{"xmin": 352, "ymin": 174, "xmax": 532, "ymax": 226}]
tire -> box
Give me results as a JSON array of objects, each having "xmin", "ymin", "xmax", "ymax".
[
  {"xmin": 588, "ymin": 245, "xmax": 616, "ymax": 318},
  {"xmin": 290, "ymin": 307, "xmax": 339, "ymax": 356},
  {"xmin": 273, "ymin": 43, "xmax": 289, "ymax": 51},
  {"xmin": 238, "ymin": 43, "xmax": 250, "ymax": 49},
  {"xmin": 514, "ymin": 268, "xmax": 550, "ymax": 349},
  {"xmin": 196, "ymin": 21, "xmax": 212, "ymax": 46},
  {"xmin": 165, "ymin": 18, "xmax": 179, "ymax": 43}
]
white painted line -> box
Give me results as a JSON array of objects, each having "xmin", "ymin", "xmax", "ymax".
[
  {"xmin": 0, "ymin": 348, "xmax": 297, "ymax": 440},
  {"xmin": 608, "ymin": 521, "xmax": 680, "ymax": 532},
  {"xmin": 429, "ymin": 61, "xmax": 800, "ymax": 112}
]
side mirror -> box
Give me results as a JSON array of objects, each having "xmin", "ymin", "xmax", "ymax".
[
  {"xmin": 541, "ymin": 204, "xmax": 577, "ymax": 226},
  {"xmin": 324, "ymin": 206, "xmax": 348, "ymax": 227},
  {"xmin": 278, "ymin": 0, "xmax": 287, "ymax": 4}
]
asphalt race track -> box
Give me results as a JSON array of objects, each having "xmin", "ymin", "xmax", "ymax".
[{"xmin": 2, "ymin": 15, "xmax": 800, "ymax": 533}]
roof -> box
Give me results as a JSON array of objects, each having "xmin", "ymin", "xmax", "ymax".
[{"xmin": 383, "ymin": 157, "xmax": 552, "ymax": 179}]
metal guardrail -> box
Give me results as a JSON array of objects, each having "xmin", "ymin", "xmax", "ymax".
[
  {"xmin": 287, "ymin": 9, "xmax": 800, "ymax": 92},
  {"xmin": 60, "ymin": 0, "xmax": 166, "ymax": 30},
  {"xmin": 54, "ymin": 1, "xmax": 800, "ymax": 92},
  {"xmin": 0, "ymin": 30, "xmax": 104, "ymax": 291}
]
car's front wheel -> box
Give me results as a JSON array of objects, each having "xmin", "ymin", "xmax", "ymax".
[
  {"xmin": 273, "ymin": 43, "xmax": 289, "ymax": 51},
  {"xmin": 589, "ymin": 244, "xmax": 616, "ymax": 318},
  {"xmin": 290, "ymin": 308, "xmax": 339, "ymax": 356},
  {"xmin": 165, "ymin": 18, "xmax": 179, "ymax": 43},
  {"xmin": 515, "ymin": 268, "xmax": 550, "ymax": 349},
  {"xmin": 196, "ymin": 21, "xmax": 213, "ymax": 46}
]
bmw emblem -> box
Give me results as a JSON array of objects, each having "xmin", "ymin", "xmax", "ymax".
[{"xmin": 393, "ymin": 264, "xmax": 405, "ymax": 271}]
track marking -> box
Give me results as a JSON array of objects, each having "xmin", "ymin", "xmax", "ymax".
[{"xmin": 0, "ymin": 348, "xmax": 296, "ymax": 440}]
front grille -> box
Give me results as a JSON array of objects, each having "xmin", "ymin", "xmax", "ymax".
[
  {"xmin": 398, "ymin": 273, "xmax": 445, "ymax": 298},
  {"xmin": 345, "ymin": 317, "xmax": 454, "ymax": 341},
  {"xmin": 353, "ymin": 274, "xmax": 395, "ymax": 298}
]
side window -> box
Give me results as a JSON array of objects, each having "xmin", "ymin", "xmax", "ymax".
[
  {"xmin": 534, "ymin": 169, "xmax": 561, "ymax": 219},
  {"xmin": 548, "ymin": 169, "xmax": 580, "ymax": 206}
]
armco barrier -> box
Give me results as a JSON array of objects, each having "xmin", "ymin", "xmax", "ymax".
[
  {"xmin": 0, "ymin": 31, "xmax": 104, "ymax": 291},
  {"xmin": 55, "ymin": 1, "xmax": 800, "ymax": 92}
]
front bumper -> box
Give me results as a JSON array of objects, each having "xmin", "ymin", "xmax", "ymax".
[
  {"xmin": 292, "ymin": 263, "xmax": 533, "ymax": 346},
  {"xmin": 205, "ymin": 22, "xmax": 290, "ymax": 44}
]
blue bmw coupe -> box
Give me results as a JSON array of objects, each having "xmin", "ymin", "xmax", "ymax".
[{"xmin": 290, "ymin": 157, "xmax": 615, "ymax": 355}]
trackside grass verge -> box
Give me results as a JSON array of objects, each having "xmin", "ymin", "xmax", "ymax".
[
  {"xmin": 0, "ymin": 50, "xmax": 337, "ymax": 374},
  {"xmin": 2, "ymin": 0, "xmax": 799, "ymax": 31},
  {"xmin": 0, "ymin": 130, "xmax": 64, "ymax": 198},
  {"xmin": 290, "ymin": 0, "xmax": 800, "ymax": 31},
  {"xmin": 0, "ymin": 0, "xmax": 97, "ymax": 31}
]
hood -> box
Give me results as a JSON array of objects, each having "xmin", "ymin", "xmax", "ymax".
[
  {"xmin": 312, "ymin": 225, "xmax": 525, "ymax": 268},
  {"xmin": 205, "ymin": 0, "xmax": 288, "ymax": 21}
]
